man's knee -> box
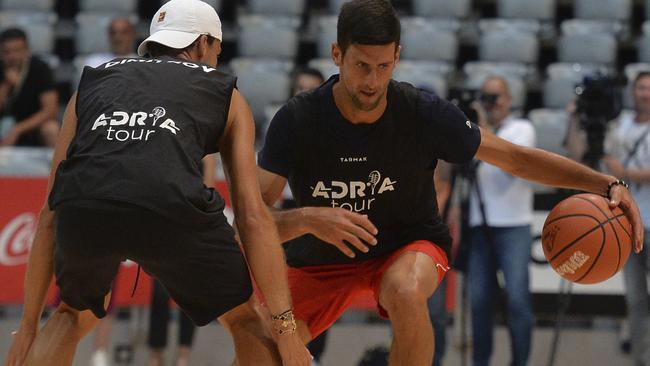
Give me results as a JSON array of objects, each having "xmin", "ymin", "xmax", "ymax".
[
  {"xmin": 380, "ymin": 276, "xmax": 434, "ymax": 314},
  {"xmin": 219, "ymin": 300, "xmax": 268, "ymax": 336}
]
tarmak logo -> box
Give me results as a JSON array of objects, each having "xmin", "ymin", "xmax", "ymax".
[{"xmin": 0, "ymin": 213, "xmax": 37, "ymax": 266}]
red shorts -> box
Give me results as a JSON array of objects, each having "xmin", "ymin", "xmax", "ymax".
[{"xmin": 287, "ymin": 240, "xmax": 449, "ymax": 338}]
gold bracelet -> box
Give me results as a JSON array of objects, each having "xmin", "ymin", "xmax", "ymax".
[{"xmin": 271, "ymin": 309, "xmax": 297, "ymax": 335}]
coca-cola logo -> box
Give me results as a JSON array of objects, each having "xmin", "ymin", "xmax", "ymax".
[{"xmin": 0, "ymin": 213, "xmax": 37, "ymax": 266}]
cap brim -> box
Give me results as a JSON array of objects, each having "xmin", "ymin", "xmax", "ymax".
[{"xmin": 137, "ymin": 29, "xmax": 201, "ymax": 56}]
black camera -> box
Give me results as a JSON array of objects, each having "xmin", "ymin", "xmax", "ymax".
[
  {"xmin": 450, "ymin": 90, "xmax": 499, "ymax": 124},
  {"xmin": 574, "ymin": 74, "xmax": 622, "ymax": 167}
]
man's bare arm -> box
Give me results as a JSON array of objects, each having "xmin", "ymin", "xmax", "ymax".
[
  {"xmin": 476, "ymin": 127, "xmax": 644, "ymax": 252},
  {"xmin": 257, "ymin": 167, "xmax": 378, "ymax": 258},
  {"xmin": 2, "ymin": 90, "xmax": 58, "ymax": 146}
]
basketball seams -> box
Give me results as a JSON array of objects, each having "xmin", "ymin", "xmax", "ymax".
[
  {"xmin": 544, "ymin": 213, "xmax": 602, "ymax": 226},
  {"xmin": 549, "ymin": 213, "xmax": 626, "ymax": 263},
  {"xmin": 613, "ymin": 215, "xmax": 632, "ymax": 240},
  {"xmin": 574, "ymin": 196, "xmax": 610, "ymax": 221},
  {"xmin": 575, "ymin": 223, "xmax": 607, "ymax": 283}
]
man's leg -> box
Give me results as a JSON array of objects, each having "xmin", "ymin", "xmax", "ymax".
[
  {"xmin": 493, "ymin": 226, "xmax": 533, "ymax": 366},
  {"xmin": 378, "ymin": 251, "xmax": 440, "ymax": 366},
  {"xmin": 428, "ymin": 277, "xmax": 448, "ymax": 366},
  {"xmin": 23, "ymin": 297, "xmax": 108, "ymax": 366},
  {"xmin": 218, "ymin": 297, "xmax": 313, "ymax": 366},
  {"xmin": 624, "ymin": 233, "xmax": 650, "ymax": 366},
  {"xmin": 468, "ymin": 227, "xmax": 498, "ymax": 366}
]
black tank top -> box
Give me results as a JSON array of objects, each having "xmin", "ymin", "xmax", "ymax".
[
  {"xmin": 259, "ymin": 76, "xmax": 481, "ymax": 266},
  {"xmin": 49, "ymin": 57, "xmax": 236, "ymax": 227}
]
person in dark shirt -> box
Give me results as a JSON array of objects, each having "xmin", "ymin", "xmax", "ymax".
[
  {"xmin": 3, "ymin": 1, "xmax": 310, "ymax": 365},
  {"xmin": 0, "ymin": 27, "xmax": 59, "ymax": 147},
  {"xmin": 255, "ymin": 1, "xmax": 645, "ymax": 365}
]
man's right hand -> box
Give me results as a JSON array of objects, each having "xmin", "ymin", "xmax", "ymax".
[
  {"xmin": 302, "ymin": 207, "xmax": 378, "ymax": 258},
  {"xmin": 3, "ymin": 326, "xmax": 36, "ymax": 366},
  {"xmin": 3, "ymin": 67, "xmax": 21, "ymax": 88},
  {"xmin": 276, "ymin": 333, "xmax": 312, "ymax": 366}
]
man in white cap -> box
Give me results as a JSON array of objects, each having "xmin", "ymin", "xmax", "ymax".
[{"xmin": 3, "ymin": 1, "xmax": 311, "ymax": 365}]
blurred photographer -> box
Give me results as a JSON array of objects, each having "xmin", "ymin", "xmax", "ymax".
[
  {"xmin": 602, "ymin": 71, "xmax": 650, "ymax": 366},
  {"xmin": 466, "ymin": 76, "xmax": 536, "ymax": 366}
]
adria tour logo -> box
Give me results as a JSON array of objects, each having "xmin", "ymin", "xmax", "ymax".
[
  {"xmin": 311, "ymin": 170, "xmax": 397, "ymax": 212},
  {"xmin": 0, "ymin": 213, "xmax": 37, "ymax": 266}
]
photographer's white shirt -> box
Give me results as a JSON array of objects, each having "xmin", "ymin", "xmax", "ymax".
[
  {"xmin": 469, "ymin": 116, "xmax": 536, "ymax": 227},
  {"xmin": 606, "ymin": 112, "xmax": 650, "ymax": 227}
]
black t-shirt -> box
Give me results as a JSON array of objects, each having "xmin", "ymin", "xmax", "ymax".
[
  {"xmin": 0, "ymin": 57, "xmax": 56, "ymax": 146},
  {"xmin": 49, "ymin": 57, "xmax": 236, "ymax": 227},
  {"xmin": 258, "ymin": 75, "xmax": 481, "ymax": 267}
]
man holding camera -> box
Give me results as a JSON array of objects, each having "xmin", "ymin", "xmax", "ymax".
[
  {"xmin": 603, "ymin": 71, "xmax": 650, "ymax": 366},
  {"xmin": 467, "ymin": 76, "xmax": 536, "ymax": 366}
]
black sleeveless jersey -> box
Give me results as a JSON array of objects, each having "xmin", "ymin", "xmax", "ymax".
[
  {"xmin": 49, "ymin": 57, "xmax": 236, "ymax": 227},
  {"xmin": 259, "ymin": 75, "xmax": 481, "ymax": 267}
]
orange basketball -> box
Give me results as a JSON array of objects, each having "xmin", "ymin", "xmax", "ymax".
[{"xmin": 542, "ymin": 193, "xmax": 633, "ymax": 284}]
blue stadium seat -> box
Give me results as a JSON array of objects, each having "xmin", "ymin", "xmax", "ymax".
[
  {"xmin": 248, "ymin": 0, "xmax": 304, "ymax": 16},
  {"xmin": 400, "ymin": 17, "xmax": 459, "ymax": 63},
  {"xmin": 412, "ymin": 0, "xmax": 471, "ymax": 18},
  {"xmin": 75, "ymin": 12, "xmax": 138, "ymax": 54},
  {"xmin": 228, "ymin": 58, "xmax": 293, "ymax": 124},
  {"xmin": 497, "ymin": 0, "xmax": 555, "ymax": 20},
  {"xmin": 0, "ymin": 0, "xmax": 54, "ymax": 11},
  {"xmin": 0, "ymin": 11, "xmax": 56, "ymax": 55},
  {"xmin": 238, "ymin": 15, "xmax": 300, "ymax": 59},
  {"xmin": 558, "ymin": 20, "xmax": 618, "ymax": 65}
]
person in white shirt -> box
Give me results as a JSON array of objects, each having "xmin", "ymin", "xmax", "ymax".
[
  {"xmin": 468, "ymin": 76, "xmax": 536, "ymax": 366},
  {"xmin": 603, "ymin": 71, "xmax": 650, "ymax": 366}
]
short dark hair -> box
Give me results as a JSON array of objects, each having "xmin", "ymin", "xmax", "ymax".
[
  {"xmin": 0, "ymin": 27, "xmax": 28, "ymax": 44},
  {"xmin": 147, "ymin": 35, "xmax": 216, "ymax": 58},
  {"xmin": 337, "ymin": 0, "xmax": 400, "ymax": 55},
  {"xmin": 295, "ymin": 67, "xmax": 324, "ymax": 83},
  {"xmin": 633, "ymin": 71, "xmax": 650, "ymax": 87}
]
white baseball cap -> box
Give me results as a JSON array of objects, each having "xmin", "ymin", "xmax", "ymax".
[{"xmin": 137, "ymin": 0, "xmax": 222, "ymax": 56}]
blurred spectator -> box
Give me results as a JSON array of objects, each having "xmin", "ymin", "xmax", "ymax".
[
  {"xmin": 603, "ymin": 71, "xmax": 650, "ymax": 366},
  {"xmin": 0, "ymin": 27, "xmax": 58, "ymax": 147},
  {"xmin": 147, "ymin": 155, "xmax": 215, "ymax": 366},
  {"xmin": 85, "ymin": 17, "xmax": 138, "ymax": 67},
  {"xmin": 468, "ymin": 76, "xmax": 536, "ymax": 366},
  {"xmin": 290, "ymin": 67, "xmax": 325, "ymax": 97}
]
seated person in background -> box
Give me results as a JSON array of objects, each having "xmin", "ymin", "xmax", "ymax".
[
  {"xmin": 84, "ymin": 17, "xmax": 138, "ymax": 68},
  {"xmin": 0, "ymin": 27, "xmax": 58, "ymax": 147}
]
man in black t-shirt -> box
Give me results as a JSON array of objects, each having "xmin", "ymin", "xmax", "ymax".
[
  {"xmin": 4, "ymin": 1, "xmax": 310, "ymax": 366},
  {"xmin": 0, "ymin": 27, "xmax": 59, "ymax": 147},
  {"xmin": 256, "ymin": 1, "xmax": 645, "ymax": 365}
]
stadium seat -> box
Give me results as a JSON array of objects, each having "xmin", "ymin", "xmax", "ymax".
[
  {"xmin": 479, "ymin": 29, "xmax": 539, "ymax": 64},
  {"xmin": 75, "ymin": 12, "xmax": 138, "ymax": 55},
  {"xmin": 248, "ymin": 0, "xmax": 304, "ymax": 16},
  {"xmin": 542, "ymin": 62, "xmax": 611, "ymax": 109},
  {"xmin": 238, "ymin": 15, "xmax": 300, "ymax": 59},
  {"xmin": 558, "ymin": 20, "xmax": 618, "ymax": 65},
  {"xmin": 0, "ymin": 11, "xmax": 56, "ymax": 55},
  {"xmin": 229, "ymin": 58, "xmax": 293, "ymax": 124},
  {"xmin": 528, "ymin": 108, "xmax": 569, "ymax": 156},
  {"xmin": 463, "ymin": 62, "xmax": 527, "ymax": 110},
  {"xmin": 574, "ymin": 0, "xmax": 630, "ymax": 21},
  {"xmin": 307, "ymin": 58, "xmax": 339, "ymax": 79},
  {"xmin": 638, "ymin": 22, "xmax": 650, "ymax": 63},
  {"xmin": 79, "ymin": 0, "xmax": 137, "ymax": 12},
  {"xmin": 0, "ymin": 0, "xmax": 54, "ymax": 11},
  {"xmin": 163, "ymin": 0, "xmax": 220, "ymax": 9},
  {"xmin": 316, "ymin": 16, "xmax": 338, "ymax": 58},
  {"xmin": 400, "ymin": 18, "xmax": 459, "ymax": 63},
  {"xmin": 393, "ymin": 61, "xmax": 449, "ymax": 98},
  {"xmin": 497, "ymin": 0, "xmax": 555, "ymax": 20},
  {"xmin": 412, "ymin": 0, "xmax": 471, "ymax": 18},
  {"xmin": 478, "ymin": 18, "xmax": 541, "ymax": 34}
]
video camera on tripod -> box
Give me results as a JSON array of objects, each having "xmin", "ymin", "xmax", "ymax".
[{"xmin": 573, "ymin": 73, "xmax": 622, "ymax": 168}]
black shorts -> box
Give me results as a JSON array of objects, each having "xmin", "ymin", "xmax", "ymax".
[{"xmin": 53, "ymin": 199, "xmax": 252, "ymax": 326}]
